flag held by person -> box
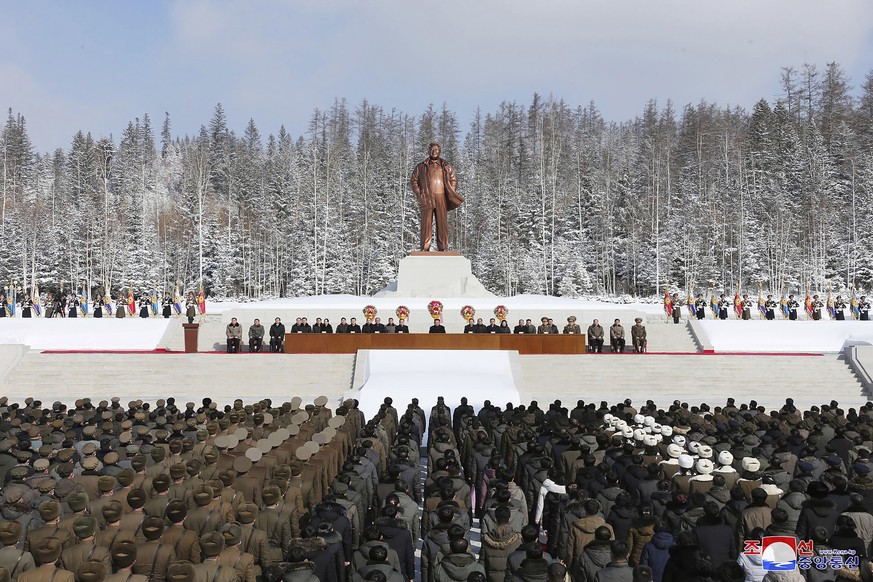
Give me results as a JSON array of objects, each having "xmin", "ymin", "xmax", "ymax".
[{"xmin": 663, "ymin": 288, "xmax": 673, "ymax": 318}]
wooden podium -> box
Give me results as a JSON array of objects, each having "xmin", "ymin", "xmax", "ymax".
[
  {"xmin": 284, "ymin": 333, "xmax": 584, "ymax": 355},
  {"xmin": 183, "ymin": 324, "xmax": 199, "ymax": 353}
]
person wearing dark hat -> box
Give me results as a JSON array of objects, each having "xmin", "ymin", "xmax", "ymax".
[
  {"xmin": 277, "ymin": 546, "xmax": 319, "ymax": 582},
  {"xmin": 117, "ymin": 489, "xmax": 148, "ymax": 544},
  {"xmin": 75, "ymin": 561, "xmax": 105, "ymax": 582},
  {"xmin": 185, "ymin": 485, "xmax": 223, "ymax": 537},
  {"xmin": 166, "ymin": 562, "xmax": 194, "ymax": 582},
  {"xmin": 160, "ymin": 501, "xmax": 201, "ymax": 564},
  {"xmin": 25, "ymin": 501, "xmax": 74, "ymax": 553},
  {"xmin": 143, "ymin": 474, "xmax": 172, "ymax": 519},
  {"xmin": 104, "ymin": 542, "xmax": 146, "ymax": 582},
  {"xmin": 235, "ymin": 503, "xmax": 269, "ymax": 577},
  {"xmin": 131, "ymin": 516, "xmax": 176, "ymax": 582},
  {"xmin": 18, "ymin": 537, "xmax": 72, "ymax": 582},
  {"xmin": 563, "ymin": 316, "xmax": 581, "ymax": 335},
  {"xmin": 351, "ymin": 545, "xmax": 404, "ymax": 582},
  {"xmin": 0, "ymin": 521, "xmax": 35, "ymax": 581},
  {"xmin": 193, "ymin": 532, "xmax": 235, "ymax": 582},
  {"xmin": 218, "ymin": 523, "xmax": 255, "ymax": 582},
  {"xmin": 93, "ymin": 501, "xmax": 134, "ymax": 553},
  {"xmin": 59, "ymin": 517, "xmax": 110, "ymax": 576},
  {"xmin": 796, "ymin": 481, "xmax": 840, "ymax": 541},
  {"xmin": 254, "ymin": 487, "xmax": 293, "ymax": 565},
  {"xmin": 87, "ymin": 476, "xmax": 119, "ymax": 526}
]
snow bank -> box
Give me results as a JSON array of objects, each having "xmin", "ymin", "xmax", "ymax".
[
  {"xmin": 0, "ymin": 318, "xmax": 173, "ymax": 351},
  {"xmin": 349, "ymin": 350, "xmax": 521, "ymax": 424},
  {"xmin": 699, "ymin": 320, "xmax": 873, "ymax": 353}
]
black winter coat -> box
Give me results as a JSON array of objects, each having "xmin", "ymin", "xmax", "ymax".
[{"xmin": 374, "ymin": 517, "xmax": 415, "ymax": 580}]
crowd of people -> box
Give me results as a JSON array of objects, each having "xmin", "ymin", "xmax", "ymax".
[
  {"xmin": 667, "ymin": 293, "xmax": 872, "ymax": 323},
  {"xmin": 3, "ymin": 393, "xmax": 873, "ymax": 582},
  {"xmin": 223, "ymin": 317, "xmax": 649, "ymax": 354},
  {"xmin": 0, "ymin": 291, "xmax": 203, "ymax": 323}
]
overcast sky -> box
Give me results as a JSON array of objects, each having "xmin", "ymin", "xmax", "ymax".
[{"xmin": 2, "ymin": 0, "xmax": 872, "ymax": 152}]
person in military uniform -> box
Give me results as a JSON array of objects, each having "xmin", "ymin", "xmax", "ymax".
[
  {"xmin": 19, "ymin": 537, "xmax": 72, "ymax": 582},
  {"xmin": 235, "ymin": 503, "xmax": 270, "ymax": 578},
  {"xmin": 92, "ymin": 295, "xmax": 104, "ymax": 318},
  {"xmin": 694, "ymin": 294, "xmax": 707, "ymax": 320},
  {"xmin": 59, "ymin": 517, "xmax": 110, "ymax": 575},
  {"xmin": 254, "ymin": 487, "xmax": 292, "ymax": 564},
  {"xmin": 131, "ymin": 517, "xmax": 176, "ymax": 582},
  {"xmin": 670, "ymin": 293, "xmax": 681, "ymax": 324},
  {"xmin": 537, "ymin": 317, "xmax": 553, "ymax": 335},
  {"xmin": 74, "ymin": 562, "xmax": 105, "ymax": 582},
  {"xmin": 717, "ymin": 294, "xmax": 730, "ymax": 320},
  {"xmin": 193, "ymin": 533, "xmax": 236, "ymax": 582},
  {"xmin": 0, "ymin": 521, "xmax": 35, "ymax": 581},
  {"xmin": 218, "ymin": 523, "xmax": 255, "ymax": 582},
  {"xmin": 834, "ymin": 295, "xmax": 847, "ymax": 320},
  {"xmin": 93, "ymin": 501, "xmax": 134, "ymax": 553},
  {"xmin": 26, "ymin": 502, "xmax": 73, "ymax": 553},
  {"xmin": 162, "ymin": 293, "xmax": 173, "ymax": 319},
  {"xmin": 764, "ymin": 294, "xmax": 777, "ymax": 320},
  {"xmin": 115, "ymin": 294, "xmax": 126, "ymax": 319},
  {"xmin": 811, "ymin": 294, "xmax": 823, "ymax": 320},
  {"xmin": 741, "ymin": 294, "xmax": 753, "ymax": 320},
  {"xmin": 631, "ymin": 318, "xmax": 647, "ymax": 353},
  {"xmin": 861, "ymin": 296, "xmax": 871, "ymax": 320},
  {"xmin": 103, "ymin": 542, "xmax": 146, "ymax": 582},
  {"xmin": 160, "ymin": 501, "xmax": 201, "ymax": 564},
  {"xmin": 563, "ymin": 317, "xmax": 581, "ymax": 335},
  {"xmin": 787, "ymin": 294, "xmax": 799, "ymax": 320}
]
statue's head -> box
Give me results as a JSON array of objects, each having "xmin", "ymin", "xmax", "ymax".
[{"xmin": 428, "ymin": 142, "xmax": 441, "ymax": 159}]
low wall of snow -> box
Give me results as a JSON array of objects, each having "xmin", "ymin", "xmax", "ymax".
[
  {"xmin": 697, "ymin": 320, "xmax": 873, "ymax": 353},
  {"xmin": 0, "ymin": 319, "xmax": 174, "ymax": 351}
]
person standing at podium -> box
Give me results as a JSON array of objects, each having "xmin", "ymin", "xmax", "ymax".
[
  {"xmin": 269, "ymin": 317, "xmax": 285, "ymax": 352},
  {"xmin": 429, "ymin": 319, "xmax": 446, "ymax": 333}
]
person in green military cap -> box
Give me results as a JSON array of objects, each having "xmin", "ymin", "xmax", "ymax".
[
  {"xmin": 218, "ymin": 523, "xmax": 255, "ymax": 582},
  {"xmin": 193, "ymin": 533, "xmax": 235, "ymax": 582},
  {"xmin": 59, "ymin": 517, "xmax": 110, "ymax": 575},
  {"xmin": 131, "ymin": 517, "xmax": 175, "ymax": 582},
  {"xmin": 0, "ymin": 520, "xmax": 35, "ymax": 580},
  {"xmin": 20, "ymin": 537, "xmax": 73, "ymax": 582}
]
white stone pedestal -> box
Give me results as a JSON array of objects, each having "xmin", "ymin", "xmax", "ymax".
[{"xmin": 374, "ymin": 252, "xmax": 496, "ymax": 298}]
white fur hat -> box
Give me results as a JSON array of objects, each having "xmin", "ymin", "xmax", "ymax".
[
  {"xmin": 667, "ymin": 444, "xmax": 683, "ymax": 459},
  {"xmin": 696, "ymin": 459, "xmax": 714, "ymax": 474},
  {"xmin": 742, "ymin": 457, "xmax": 761, "ymax": 472},
  {"xmin": 717, "ymin": 451, "xmax": 734, "ymax": 466},
  {"xmin": 603, "ymin": 414, "xmax": 614, "ymax": 424},
  {"xmin": 697, "ymin": 445, "xmax": 713, "ymax": 459},
  {"xmin": 643, "ymin": 435, "xmax": 658, "ymax": 447},
  {"xmin": 634, "ymin": 414, "xmax": 645, "ymax": 425},
  {"xmin": 678, "ymin": 454, "xmax": 694, "ymax": 469},
  {"xmin": 644, "ymin": 416, "xmax": 656, "ymax": 427},
  {"xmin": 621, "ymin": 426, "xmax": 633, "ymax": 439},
  {"xmin": 633, "ymin": 429, "xmax": 646, "ymax": 442},
  {"xmin": 673, "ymin": 435, "xmax": 686, "ymax": 447},
  {"xmin": 661, "ymin": 426, "xmax": 673, "ymax": 437},
  {"xmin": 688, "ymin": 441, "xmax": 700, "ymax": 454}
]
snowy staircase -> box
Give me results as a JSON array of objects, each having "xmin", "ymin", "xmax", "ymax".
[
  {"xmin": 1, "ymin": 352, "xmax": 355, "ymax": 406},
  {"xmin": 646, "ymin": 320, "xmax": 700, "ymax": 352},
  {"xmin": 516, "ymin": 353, "xmax": 868, "ymax": 410}
]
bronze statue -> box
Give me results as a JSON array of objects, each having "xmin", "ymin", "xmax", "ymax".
[{"xmin": 410, "ymin": 143, "xmax": 463, "ymax": 251}]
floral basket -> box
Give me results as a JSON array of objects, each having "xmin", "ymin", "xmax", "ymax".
[
  {"xmin": 363, "ymin": 305, "xmax": 377, "ymax": 320},
  {"xmin": 460, "ymin": 305, "xmax": 475, "ymax": 322},
  {"xmin": 427, "ymin": 300, "xmax": 443, "ymax": 320},
  {"xmin": 494, "ymin": 305, "xmax": 508, "ymax": 322},
  {"xmin": 396, "ymin": 305, "xmax": 410, "ymax": 321}
]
